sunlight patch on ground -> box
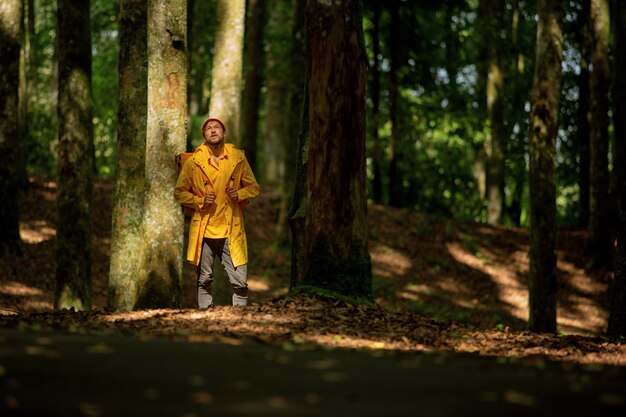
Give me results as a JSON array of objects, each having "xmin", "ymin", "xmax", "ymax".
[
  {"xmin": 20, "ymin": 221, "xmax": 56, "ymax": 243},
  {"xmin": 22, "ymin": 300, "xmax": 54, "ymax": 310},
  {"xmin": 247, "ymin": 276, "xmax": 270, "ymax": 292},
  {"xmin": 0, "ymin": 282, "xmax": 45, "ymax": 297},
  {"xmin": 447, "ymin": 242, "xmax": 528, "ymax": 322},
  {"xmin": 304, "ymin": 334, "xmax": 421, "ymax": 352},
  {"xmin": 557, "ymin": 257, "xmax": 607, "ymax": 296},
  {"xmin": 370, "ymin": 245, "xmax": 412, "ymax": 278}
]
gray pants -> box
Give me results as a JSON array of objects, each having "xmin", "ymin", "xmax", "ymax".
[{"xmin": 197, "ymin": 238, "xmax": 248, "ymax": 308}]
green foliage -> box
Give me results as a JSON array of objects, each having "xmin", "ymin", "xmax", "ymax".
[
  {"xmin": 91, "ymin": 0, "xmax": 120, "ymax": 177},
  {"xmin": 22, "ymin": 0, "xmax": 597, "ymax": 230},
  {"xmin": 26, "ymin": 0, "xmax": 57, "ymax": 175},
  {"xmin": 26, "ymin": 0, "xmax": 119, "ymax": 177}
]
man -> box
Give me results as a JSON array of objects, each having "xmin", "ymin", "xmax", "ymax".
[{"xmin": 175, "ymin": 117, "xmax": 260, "ymax": 308}]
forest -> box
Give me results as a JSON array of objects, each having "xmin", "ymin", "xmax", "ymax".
[
  {"xmin": 1, "ymin": 0, "xmax": 626, "ymax": 414},
  {"xmin": 0, "ymin": 0, "xmax": 626, "ymax": 416}
]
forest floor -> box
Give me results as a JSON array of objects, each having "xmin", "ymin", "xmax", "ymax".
[{"xmin": 0, "ymin": 176, "xmax": 624, "ymax": 366}]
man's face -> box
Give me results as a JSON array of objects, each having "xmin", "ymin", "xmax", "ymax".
[{"xmin": 203, "ymin": 122, "xmax": 225, "ymax": 145}]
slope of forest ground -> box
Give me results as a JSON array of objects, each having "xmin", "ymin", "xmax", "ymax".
[{"xmin": 0, "ymin": 177, "xmax": 624, "ymax": 365}]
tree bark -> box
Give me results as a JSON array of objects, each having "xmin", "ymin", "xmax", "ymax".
[
  {"xmin": 587, "ymin": 0, "xmax": 612, "ymax": 267},
  {"xmin": 208, "ymin": 0, "xmax": 245, "ymax": 145},
  {"xmin": 480, "ymin": 0, "xmax": 506, "ymax": 225},
  {"xmin": 55, "ymin": 0, "xmax": 93, "ymax": 310},
  {"xmin": 136, "ymin": 0, "xmax": 187, "ymax": 308},
  {"xmin": 607, "ymin": 0, "xmax": 626, "ymax": 339},
  {"xmin": 0, "ymin": 0, "xmax": 23, "ymax": 257},
  {"xmin": 108, "ymin": 0, "xmax": 148, "ymax": 311},
  {"xmin": 528, "ymin": 0, "xmax": 563, "ymax": 333},
  {"xmin": 239, "ymin": 0, "xmax": 266, "ymax": 172},
  {"xmin": 290, "ymin": 0, "xmax": 372, "ymax": 300}
]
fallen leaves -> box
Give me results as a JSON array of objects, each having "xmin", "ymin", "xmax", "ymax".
[{"xmin": 1, "ymin": 293, "xmax": 624, "ymax": 366}]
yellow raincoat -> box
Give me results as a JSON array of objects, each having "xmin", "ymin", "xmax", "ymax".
[{"xmin": 174, "ymin": 143, "xmax": 260, "ymax": 267}]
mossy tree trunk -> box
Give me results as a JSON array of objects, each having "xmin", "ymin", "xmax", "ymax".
[
  {"xmin": 480, "ymin": 0, "xmax": 506, "ymax": 225},
  {"xmin": 587, "ymin": 0, "xmax": 612, "ymax": 267},
  {"xmin": 55, "ymin": 0, "xmax": 93, "ymax": 310},
  {"xmin": 208, "ymin": 0, "xmax": 244, "ymax": 145},
  {"xmin": 608, "ymin": 0, "xmax": 626, "ymax": 339},
  {"xmin": 290, "ymin": 0, "xmax": 372, "ymax": 301},
  {"xmin": 528, "ymin": 0, "xmax": 563, "ymax": 333},
  {"xmin": 0, "ymin": 0, "xmax": 23, "ymax": 257},
  {"xmin": 136, "ymin": 0, "xmax": 187, "ymax": 308},
  {"xmin": 108, "ymin": 0, "xmax": 148, "ymax": 311},
  {"xmin": 239, "ymin": 0, "xmax": 266, "ymax": 171}
]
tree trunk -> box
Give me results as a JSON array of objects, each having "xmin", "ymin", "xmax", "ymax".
[
  {"xmin": 577, "ymin": 0, "xmax": 591, "ymax": 229},
  {"xmin": 369, "ymin": 0, "xmax": 383, "ymax": 204},
  {"xmin": 17, "ymin": 0, "xmax": 28, "ymax": 190},
  {"xmin": 587, "ymin": 0, "xmax": 612, "ymax": 267},
  {"xmin": 136, "ymin": 0, "xmax": 187, "ymax": 308},
  {"xmin": 528, "ymin": 0, "xmax": 563, "ymax": 333},
  {"xmin": 0, "ymin": 0, "xmax": 23, "ymax": 257},
  {"xmin": 108, "ymin": 0, "xmax": 148, "ymax": 311},
  {"xmin": 263, "ymin": 1, "xmax": 292, "ymax": 184},
  {"xmin": 239, "ymin": 0, "xmax": 266, "ymax": 172},
  {"xmin": 607, "ymin": 0, "xmax": 626, "ymax": 339},
  {"xmin": 208, "ymin": 0, "xmax": 245, "ymax": 145},
  {"xmin": 290, "ymin": 0, "xmax": 372, "ymax": 300},
  {"xmin": 388, "ymin": 0, "xmax": 403, "ymax": 208},
  {"xmin": 55, "ymin": 0, "xmax": 93, "ymax": 310},
  {"xmin": 276, "ymin": 0, "xmax": 306, "ymax": 247},
  {"xmin": 480, "ymin": 0, "xmax": 506, "ymax": 225}
]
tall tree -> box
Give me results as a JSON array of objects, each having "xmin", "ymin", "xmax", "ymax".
[
  {"xmin": 137, "ymin": 0, "xmax": 187, "ymax": 308},
  {"xmin": 528, "ymin": 0, "xmax": 563, "ymax": 333},
  {"xmin": 577, "ymin": 0, "xmax": 591, "ymax": 228},
  {"xmin": 263, "ymin": 1, "xmax": 292, "ymax": 184},
  {"xmin": 479, "ymin": 0, "xmax": 506, "ymax": 224},
  {"xmin": 369, "ymin": 0, "xmax": 383, "ymax": 204},
  {"xmin": 208, "ymin": 0, "xmax": 245, "ymax": 145},
  {"xmin": 290, "ymin": 0, "xmax": 372, "ymax": 300},
  {"xmin": 480, "ymin": 0, "xmax": 507, "ymax": 225},
  {"xmin": 0, "ymin": 0, "xmax": 23, "ymax": 257},
  {"xmin": 608, "ymin": 0, "xmax": 626, "ymax": 339},
  {"xmin": 587, "ymin": 0, "xmax": 611, "ymax": 267},
  {"xmin": 55, "ymin": 0, "xmax": 94, "ymax": 309},
  {"xmin": 239, "ymin": 0, "xmax": 266, "ymax": 171},
  {"xmin": 387, "ymin": 0, "xmax": 403, "ymax": 207},
  {"xmin": 17, "ymin": 0, "xmax": 28, "ymax": 189},
  {"xmin": 276, "ymin": 0, "xmax": 306, "ymax": 246},
  {"xmin": 108, "ymin": 0, "xmax": 148, "ymax": 311}
]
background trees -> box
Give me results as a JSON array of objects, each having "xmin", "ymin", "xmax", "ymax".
[
  {"xmin": 4, "ymin": 0, "xmax": 626, "ymax": 333},
  {"xmin": 527, "ymin": 0, "xmax": 563, "ymax": 333},
  {"xmin": 54, "ymin": 0, "xmax": 94, "ymax": 310}
]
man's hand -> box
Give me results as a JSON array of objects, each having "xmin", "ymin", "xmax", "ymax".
[
  {"xmin": 226, "ymin": 186, "xmax": 239, "ymax": 202},
  {"xmin": 204, "ymin": 192, "xmax": 216, "ymax": 206}
]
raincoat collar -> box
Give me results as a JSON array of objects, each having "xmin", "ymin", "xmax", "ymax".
[{"xmin": 191, "ymin": 143, "xmax": 245, "ymax": 181}]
